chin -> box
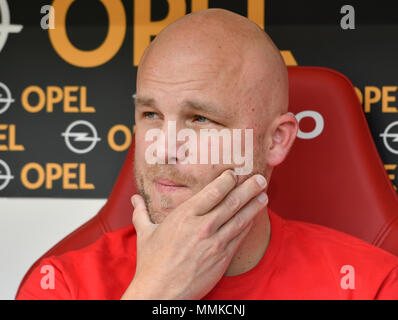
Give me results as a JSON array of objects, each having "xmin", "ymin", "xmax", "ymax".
[
  {"xmin": 145, "ymin": 188, "xmax": 191, "ymax": 221},
  {"xmin": 148, "ymin": 211, "xmax": 169, "ymax": 224}
]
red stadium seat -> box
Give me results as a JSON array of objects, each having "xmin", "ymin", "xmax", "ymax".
[{"xmin": 16, "ymin": 66, "xmax": 398, "ymax": 296}]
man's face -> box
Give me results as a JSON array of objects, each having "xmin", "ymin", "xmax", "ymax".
[{"xmin": 134, "ymin": 41, "xmax": 269, "ymax": 224}]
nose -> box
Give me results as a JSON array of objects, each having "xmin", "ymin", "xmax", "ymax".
[{"xmin": 159, "ymin": 120, "xmax": 190, "ymax": 165}]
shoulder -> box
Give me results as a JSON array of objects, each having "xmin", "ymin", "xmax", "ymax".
[
  {"xmin": 62, "ymin": 225, "xmax": 137, "ymax": 261},
  {"xmin": 271, "ymin": 211, "xmax": 398, "ymax": 298},
  {"xmin": 16, "ymin": 225, "xmax": 137, "ymax": 299},
  {"xmin": 48, "ymin": 224, "xmax": 137, "ymax": 271},
  {"xmin": 277, "ymin": 213, "xmax": 398, "ymax": 282},
  {"xmin": 282, "ymin": 215, "xmax": 398, "ymax": 267}
]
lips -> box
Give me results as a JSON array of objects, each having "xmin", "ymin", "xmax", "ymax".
[
  {"xmin": 156, "ymin": 178, "xmax": 185, "ymax": 187},
  {"xmin": 154, "ymin": 178, "xmax": 187, "ymax": 193}
]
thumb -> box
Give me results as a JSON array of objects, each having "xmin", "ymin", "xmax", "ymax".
[{"xmin": 131, "ymin": 194, "xmax": 152, "ymax": 233}]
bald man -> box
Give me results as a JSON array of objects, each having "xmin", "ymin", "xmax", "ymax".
[{"xmin": 17, "ymin": 9, "xmax": 398, "ymax": 300}]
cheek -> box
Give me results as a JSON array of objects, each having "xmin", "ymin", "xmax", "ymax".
[
  {"xmin": 191, "ymin": 164, "xmax": 231, "ymax": 188},
  {"xmin": 251, "ymin": 141, "xmax": 268, "ymax": 174},
  {"xmin": 133, "ymin": 133, "xmax": 150, "ymax": 177},
  {"xmin": 134, "ymin": 128, "xmax": 152, "ymax": 160}
]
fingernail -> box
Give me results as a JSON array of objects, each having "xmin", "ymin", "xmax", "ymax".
[
  {"xmin": 255, "ymin": 175, "xmax": 267, "ymax": 188},
  {"xmin": 230, "ymin": 169, "xmax": 238, "ymax": 182},
  {"xmin": 257, "ymin": 192, "xmax": 268, "ymax": 204},
  {"xmin": 225, "ymin": 169, "xmax": 237, "ymax": 182},
  {"xmin": 131, "ymin": 196, "xmax": 136, "ymax": 208}
]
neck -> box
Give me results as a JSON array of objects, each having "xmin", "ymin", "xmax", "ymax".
[{"xmin": 224, "ymin": 206, "xmax": 271, "ymax": 276}]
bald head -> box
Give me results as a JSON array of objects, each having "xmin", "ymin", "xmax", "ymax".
[
  {"xmin": 137, "ymin": 8, "xmax": 288, "ymax": 128},
  {"xmin": 134, "ymin": 9, "xmax": 298, "ymax": 222}
]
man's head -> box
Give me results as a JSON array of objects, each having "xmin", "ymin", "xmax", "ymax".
[{"xmin": 134, "ymin": 9, "xmax": 298, "ymax": 223}]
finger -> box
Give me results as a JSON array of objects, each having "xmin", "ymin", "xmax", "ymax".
[
  {"xmin": 208, "ymin": 174, "xmax": 267, "ymax": 232},
  {"xmin": 215, "ymin": 191, "xmax": 267, "ymax": 243},
  {"xmin": 224, "ymin": 220, "xmax": 253, "ymax": 256},
  {"xmin": 131, "ymin": 194, "xmax": 153, "ymax": 233},
  {"xmin": 177, "ymin": 169, "xmax": 238, "ymax": 216}
]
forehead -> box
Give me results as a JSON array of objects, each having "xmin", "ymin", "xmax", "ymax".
[
  {"xmin": 139, "ymin": 47, "xmax": 242, "ymax": 88},
  {"xmin": 137, "ymin": 50, "xmax": 253, "ymax": 119}
]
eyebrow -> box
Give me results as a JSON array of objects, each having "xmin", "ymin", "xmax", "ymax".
[
  {"xmin": 181, "ymin": 100, "xmax": 230, "ymax": 119},
  {"xmin": 135, "ymin": 96, "xmax": 231, "ymax": 120},
  {"xmin": 134, "ymin": 97, "xmax": 155, "ymax": 108}
]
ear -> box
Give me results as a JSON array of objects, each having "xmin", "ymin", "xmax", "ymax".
[{"xmin": 266, "ymin": 112, "xmax": 298, "ymax": 167}]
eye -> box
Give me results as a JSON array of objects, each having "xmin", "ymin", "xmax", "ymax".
[
  {"xmin": 143, "ymin": 111, "xmax": 159, "ymax": 119},
  {"xmin": 193, "ymin": 115, "xmax": 212, "ymax": 123}
]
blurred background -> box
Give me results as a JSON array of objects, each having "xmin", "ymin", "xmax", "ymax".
[{"xmin": 1, "ymin": 0, "xmax": 397, "ymax": 299}]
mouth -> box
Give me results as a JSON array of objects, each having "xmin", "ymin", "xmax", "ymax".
[{"xmin": 154, "ymin": 178, "xmax": 188, "ymax": 193}]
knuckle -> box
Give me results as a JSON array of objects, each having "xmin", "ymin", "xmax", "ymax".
[
  {"xmin": 211, "ymin": 238, "xmax": 224, "ymax": 254},
  {"xmin": 234, "ymin": 214, "xmax": 246, "ymax": 229},
  {"xmin": 206, "ymin": 187, "xmax": 223, "ymax": 203},
  {"xmin": 225, "ymin": 195, "xmax": 240, "ymax": 210},
  {"xmin": 197, "ymin": 222, "xmax": 213, "ymax": 240}
]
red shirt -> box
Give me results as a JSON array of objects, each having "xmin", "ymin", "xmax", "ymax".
[{"xmin": 16, "ymin": 208, "xmax": 398, "ymax": 299}]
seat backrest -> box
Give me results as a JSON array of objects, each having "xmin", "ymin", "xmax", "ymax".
[
  {"xmin": 269, "ymin": 67, "xmax": 398, "ymax": 254},
  {"xmin": 16, "ymin": 66, "xmax": 398, "ymax": 295}
]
